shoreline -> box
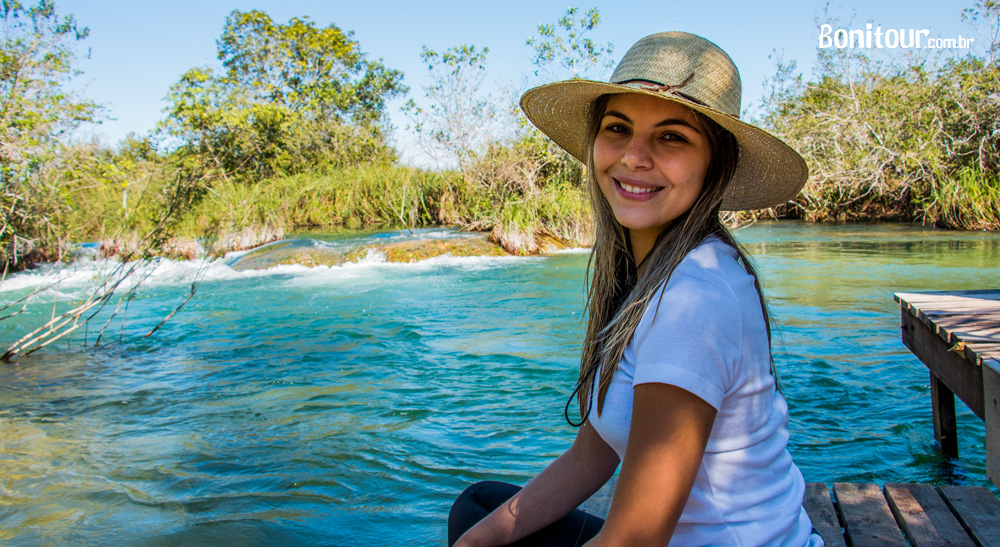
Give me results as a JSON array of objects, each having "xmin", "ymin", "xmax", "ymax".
[{"xmin": 14, "ymin": 217, "xmax": 1000, "ymax": 273}]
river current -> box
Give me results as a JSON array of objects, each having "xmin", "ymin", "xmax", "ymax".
[{"xmin": 0, "ymin": 222, "xmax": 997, "ymax": 545}]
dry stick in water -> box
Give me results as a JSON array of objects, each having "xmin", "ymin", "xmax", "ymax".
[
  {"xmin": 145, "ymin": 253, "xmax": 212, "ymax": 338},
  {"xmin": 2, "ymin": 169, "xmax": 201, "ymax": 360},
  {"xmin": 145, "ymin": 274, "xmax": 201, "ymax": 338},
  {"xmin": 3, "ymin": 290, "xmax": 108, "ymax": 360},
  {"xmin": 93, "ymin": 260, "xmax": 159, "ymax": 346}
]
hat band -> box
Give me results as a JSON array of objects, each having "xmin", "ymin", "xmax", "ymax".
[{"xmin": 615, "ymin": 76, "xmax": 710, "ymax": 110}]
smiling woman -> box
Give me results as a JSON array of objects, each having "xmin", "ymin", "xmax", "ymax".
[{"xmin": 448, "ymin": 32, "xmax": 822, "ymax": 547}]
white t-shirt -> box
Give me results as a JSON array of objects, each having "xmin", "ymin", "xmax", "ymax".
[{"xmin": 588, "ymin": 237, "xmax": 814, "ymax": 546}]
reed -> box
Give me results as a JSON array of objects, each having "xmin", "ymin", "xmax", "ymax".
[
  {"xmin": 186, "ymin": 164, "xmax": 449, "ymax": 232},
  {"xmin": 63, "ymin": 156, "xmax": 591, "ymax": 259},
  {"xmin": 924, "ymin": 168, "xmax": 1000, "ymax": 230}
]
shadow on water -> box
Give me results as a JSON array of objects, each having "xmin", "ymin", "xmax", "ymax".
[{"xmin": 0, "ymin": 222, "xmax": 997, "ymax": 544}]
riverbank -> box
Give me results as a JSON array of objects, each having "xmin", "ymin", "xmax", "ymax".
[
  {"xmin": 58, "ymin": 162, "xmax": 590, "ymax": 265},
  {"xmin": 48, "ymin": 160, "xmax": 1000, "ymax": 271}
]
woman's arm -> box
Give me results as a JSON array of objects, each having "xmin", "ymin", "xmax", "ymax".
[
  {"xmin": 586, "ymin": 383, "xmax": 717, "ymax": 546},
  {"xmin": 454, "ymin": 420, "xmax": 621, "ymax": 547}
]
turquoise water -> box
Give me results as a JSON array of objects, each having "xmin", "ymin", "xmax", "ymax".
[{"xmin": 0, "ymin": 222, "xmax": 997, "ymax": 545}]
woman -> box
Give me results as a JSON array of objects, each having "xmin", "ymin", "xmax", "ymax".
[{"xmin": 448, "ymin": 32, "xmax": 820, "ymax": 546}]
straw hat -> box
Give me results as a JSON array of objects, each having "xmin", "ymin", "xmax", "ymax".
[{"xmin": 520, "ymin": 32, "xmax": 808, "ymax": 211}]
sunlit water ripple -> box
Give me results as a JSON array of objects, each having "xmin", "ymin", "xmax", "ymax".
[{"xmin": 0, "ymin": 222, "xmax": 997, "ymax": 545}]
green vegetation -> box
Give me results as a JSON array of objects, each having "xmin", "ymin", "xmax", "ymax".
[
  {"xmin": 161, "ymin": 9, "xmax": 405, "ymax": 181},
  {"xmin": 1, "ymin": 3, "xmax": 606, "ymax": 277},
  {"xmin": 1, "ymin": 0, "xmax": 101, "ymax": 267},
  {"xmin": 757, "ymin": 2, "xmax": 1000, "ymax": 228},
  {"xmin": 527, "ymin": 6, "xmax": 614, "ymax": 79},
  {"xmin": 926, "ymin": 166, "xmax": 1000, "ymax": 230}
]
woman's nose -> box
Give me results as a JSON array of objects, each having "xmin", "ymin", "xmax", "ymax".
[{"xmin": 621, "ymin": 137, "xmax": 653, "ymax": 169}]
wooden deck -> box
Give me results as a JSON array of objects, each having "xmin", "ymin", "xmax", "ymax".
[
  {"xmin": 581, "ymin": 481, "xmax": 1000, "ymax": 546},
  {"xmin": 804, "ymin": 482, "xmax": 1000, "ymax": 547},
  {"xmin": 895, "ymin": 289, "xmax": 1000, "ymax": 488}
]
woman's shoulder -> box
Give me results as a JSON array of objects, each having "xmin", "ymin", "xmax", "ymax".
[
  {"xmin": 671, "ymin": 236, "xmax": 746, "ymax": 290},
  {"xmin": 681, "ymin": 236, "xmax": 739, "ymax": 268},
  {"xmin": 648, "ymin": 238, "xmax": 741, "ymax": 312}
]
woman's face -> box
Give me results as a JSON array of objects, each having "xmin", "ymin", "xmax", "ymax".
[{"xmin": 593, "ymin": 93, "xmax": 712, "ymax": 248}]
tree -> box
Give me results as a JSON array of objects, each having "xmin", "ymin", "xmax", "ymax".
[
  {"xmin": 1, "ymin": 0, "xmax": 101, "ymax": 268},
  {"xmin": 163, "ymin": 10, "xmax": 407, "ymax": 181},
  {"xmin": 216, "ymin": 10, "xmax": 403, "ymax": 127},
  {"xmin": 403, "ymin": 45, "xmax": 498, "ymax": 169},
  {"xmin": 962, "ymin": 0, "xmax": 1000, "ymax": 63},
  {"xmin": 527, "ymin": 7, "xmax": 614, "ymax": 80}
]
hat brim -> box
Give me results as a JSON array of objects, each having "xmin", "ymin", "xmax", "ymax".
[{"xmin": 519, "ymin": 80, "xmax": 808, "ymax": 211}]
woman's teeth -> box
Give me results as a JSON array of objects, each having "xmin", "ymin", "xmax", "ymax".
[{"xmin": 619, "ymin": 181, "xmax": 657, "ymax": 194}]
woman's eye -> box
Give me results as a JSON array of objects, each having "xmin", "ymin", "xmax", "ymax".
[
  {"xmin": 603, "ymin": 123, "xmax": 629, "ymax": 134},
  {"xmin": 661, "ymin": 132, "xmax": 688, "ymax": 142}
]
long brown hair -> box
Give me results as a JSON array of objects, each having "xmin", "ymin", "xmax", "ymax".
[{"xmin": 568, "ymin": 93, "xmax": 774, "ymax": 425}]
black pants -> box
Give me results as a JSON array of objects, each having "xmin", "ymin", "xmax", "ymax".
[{"xmin": 447, "ymin": 481, "xmax": 605, "ymax": 546}]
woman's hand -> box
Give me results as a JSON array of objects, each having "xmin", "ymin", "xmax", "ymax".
[
  {"xmin": 586, "ymin": 383, "xmax": 717, "ymax": 546},
  {"xmin": 453, "ymin": 421, "xmax": 620, "ymax": 547}
]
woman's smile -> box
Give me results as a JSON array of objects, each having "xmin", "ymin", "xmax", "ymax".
[{"xmin": 614, "ymin": 176, "xmax": 661, "ymax": 199}]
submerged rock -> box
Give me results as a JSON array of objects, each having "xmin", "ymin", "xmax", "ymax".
[
  {"xmin": 226, "ymin": 231, "xmax": 513, "ymax": 271},
  {"xmin": 208, "ymin": 225, "xmax": 284, "ymax": 256},
  {"xmin": 346, "ymin": 236, "xmax": 508, "ymax": 263},
  {"xmin": 226, "ymin": 239, "xmax": 346, "ymax": 271}
]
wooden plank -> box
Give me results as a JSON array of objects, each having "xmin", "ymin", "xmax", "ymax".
[
  {"xmin": 924, "ymin": 311, "xmax": 1000, "ymax": 320},
  {"xmin": 884, "ymin": 483, "xmax": 976, "ymax": 546},
  {"xmin": 968, "ymin": 342, "xmax": 1000, "ymax": 354},
  {"xmin": 895, "ymin": 290, "xmax": 1000, "ymax": 307},
  {"xmin": 938, "ymin": 485, "xmax": 1000, "ymax": 547},
  {"xmin": 926, "ymin": 311, "xmax": 1000, "ymax": 324},
  {"xmin": 580, "ymin": 478, "xmax": 615, "ymax": 518},
  {"xmin": 832, "ymin": 483, "xmax": 907, "ymax": 547},
  {"xmin": 920, "ymin": 308, "xmax": 1000, "ymax": 321},
  {"xmin": 915, "ymin": 301, "xmax": 1000, "ymax": 311},
  {"xmin": 896, "ymin": 290, "xmax": 1000, "ymax": 301},
  {"xmin": 932, "ymin": 373, "xmax": 960, "ymax": 457},
  {"xmin": 926, "ymin": 320, "xmax": 1000, "ymax": 340},
  {"xmin": 973, "ymin": 344, "xmax": 1000, "ymax": 363},
  {"xmin": 896, "ymin": 292, "xmax": 1000, "ymax": 343},
  {"xmin": 897, "ymin": 305, "xmax": 1000, "ymax": 323},
  {"xmin": 902, "ymin": 309, "xmax": 985, "ymax": 419},
  {"xmin": 985, "ymin": 360, "xmax": 1000, "ymax": 490},
  {"xmin": 906, "ymin": 312, "xmax": 1000, "ymax": 365},
  {"xmin": 803, "ymin": 482, "xmax": 847, "ymax": 547}
]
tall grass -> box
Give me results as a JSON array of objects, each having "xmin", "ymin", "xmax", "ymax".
[
  {"xmin": 60, "ymin": 155, "xmax": 592, "ymax": 258},
  {"xmin": 186, "ymin": 165, "xmax": 450, "ymax": 233},
  {"xmin": 925, "ymin": 168, "xmax": 1000, "ymax": 230}
]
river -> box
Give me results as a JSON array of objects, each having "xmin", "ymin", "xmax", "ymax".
[{"xmin": 0, "ymin": 222, "xmax": 997, "ymax": 545}]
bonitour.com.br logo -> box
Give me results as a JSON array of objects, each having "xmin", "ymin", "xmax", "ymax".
[{"xmin": 819, "ymin": 23, "xmax": 975, "ymax": 49}]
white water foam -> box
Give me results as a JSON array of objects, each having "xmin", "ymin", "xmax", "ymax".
[
  {"xmin": 0, "ymin": 248, "xmax": 543, "ymax": 302},
  {"xmin": 547, "ymin": 247, "xmax": 591, "ymax": 255},
  {"xmin": 279, "ymin": 249, "xmax": 543, "ymax": 289}
]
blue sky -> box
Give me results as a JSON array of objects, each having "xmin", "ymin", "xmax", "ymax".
[{"xmin": 56, "ymin": 0, "xmax": 981, "ymax": 164}]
